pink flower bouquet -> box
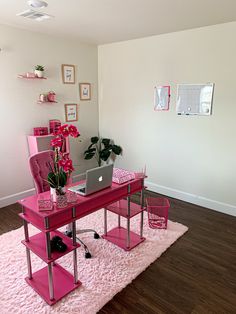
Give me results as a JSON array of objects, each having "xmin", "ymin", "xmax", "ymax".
[{"xmin": 47, "ymin": 124, "xmax": 80, "ymax": 194}]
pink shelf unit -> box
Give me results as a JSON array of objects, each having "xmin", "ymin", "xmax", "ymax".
[
  {"xmin": 27, "ymin": 134, "xmax": 70, "ymax": 156},
  {"xmin": 22, "ymin": 230, "xmax": 80, "ymax": 263},
  {"xmin": 105, "ymin": 199, "xmax": 144, "ymax": 218},
  {"xmin": 103, "ymin": 227, "xmax": 145, "ymax": 251},
  {"xmin": 103, "ymin": 199, "xmax": 146, "ymax": 251},
  {"xmin": 37, "ymin": 100, "xmax": 58, "ymax": 104},
  {"xmin": 18, "ymin": 74, "xmax": 47, "ymax": 79},
  {"xmin": 26, "ymin": 263, "xmax": 82, "ymax": 306}
]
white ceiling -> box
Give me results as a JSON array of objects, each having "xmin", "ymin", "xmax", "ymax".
[{"xmin": 0, "ymin": 0, "xmax": 236, "ymax": 45}]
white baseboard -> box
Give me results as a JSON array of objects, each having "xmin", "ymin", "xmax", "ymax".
[
  {"xmin": 146, "ymin": 180, "xmax": 236, "ymax": 217},
  {"xmin": 0, "ymin": 188, "xmax": 35, "ymax": 208}
]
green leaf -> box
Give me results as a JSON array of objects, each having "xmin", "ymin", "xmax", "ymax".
[
  {"xmin": 47, "ymin": 172, "xmax": 57, "ymax": 188},
  {"xmin": 91, "ymin": 136, "xmax": 99, "ymax": 144},
  {"xmin": 112, "ymin": 145, "xmax": 122, "ymax": 155},
  {"xmin": 88, "ymin": 143, "xmax": 95, "ymax": 150},
  {"xmin": 101, "ymin": 138, "xmax": 110, "ymax": 148},
  {"xmin": 59, "ymin": 171, "xmax": 67, "ymax": 187},
  {"xmin": 99, "ymin": 148, "xmax": 111, "ymax": 161},
  {"xmin": 84, "ymin": 152, "xmax": 95, "ymax": 160},
  {"xmin": 87, "ymin": 147, "xmax": 96, "ymax": 153}
]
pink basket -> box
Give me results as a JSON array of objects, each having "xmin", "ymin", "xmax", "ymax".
[{"xmin": 146, "ymin": 197, "xmax": 170, "ymax": 229}]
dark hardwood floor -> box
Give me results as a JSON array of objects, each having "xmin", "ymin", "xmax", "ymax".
[{"xmin": 1, "ymin": 191, "xmax": 236, "ymax": 314}]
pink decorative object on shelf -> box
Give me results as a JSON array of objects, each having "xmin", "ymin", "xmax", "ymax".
[
  {"xmin": 112, "ymin": 168, "xmax": 135, "ymax": 184},
  {"xmin": 33, "ymin": 127, "xmax": 48, "ymax": 136},
  {"xmin": 49, "ymin": 119, "xmax": 61, "ymax": 134},
  {"xmin": 26, "ymin": 72, "xmax": 36, "ymax": 78},
  {"xmin": 18, "ymin": 74, "xmax": 47, "ymax": 79},
  {"xmin": 47, "ymin": 91, "xmax": 56, "ymax": 102}
]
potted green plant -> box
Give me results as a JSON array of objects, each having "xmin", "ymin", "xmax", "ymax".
[
  {"xmin": 34, "ymin": 65, "xmax": 45, "ymax": 78},
  {"xmin": 84, "ymin": 136, "xmax": 122, "ymax": 167}
]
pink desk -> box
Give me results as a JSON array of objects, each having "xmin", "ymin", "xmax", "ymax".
[{"xmin": 18, "ymin": 178, "xmax": 145, "ymax": 305}]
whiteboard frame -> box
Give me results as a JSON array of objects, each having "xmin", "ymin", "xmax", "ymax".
[{"xmin": 176, "ymin": 83, "xmax": 214, "ymax": 116}]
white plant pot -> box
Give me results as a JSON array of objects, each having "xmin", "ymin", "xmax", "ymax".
[
  {"xmin": 34, "ymin": 70, "xmax": 44, "ymax": 78},
  {"xmin": 50, "ymin": 187, "xmax": 66, "ymax": 202},
  {"xmin": 50, "ymin": 187, "xmax": 57, "ymax": 202}
]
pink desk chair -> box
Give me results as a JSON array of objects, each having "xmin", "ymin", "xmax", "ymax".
[{"xmin": 29, "ymin": 150, "xmax": 99, "ymax": 258}]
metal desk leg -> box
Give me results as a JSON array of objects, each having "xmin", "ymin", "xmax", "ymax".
[
  {"xmin": 46, "ymin": 232, "xmax": 51, "ymax": 260},
  {"xmin": 118, "ymin": 215, "xmax": 121, "ymax": 228},
  {"xmin": 140, "ymin": 179, "xmax": 145, "ymax": 238},
  {"xmin": 23, "ymin": 219, "xmax": 32, "ymax": 279},
  {"xmin": 48, "ymin": 263, "xmax": 54, "ymax": 300},
  {"xmin": 23, "ymin": 219, "xmax": 29, "ymax": 242},
  {"xmin": 141, "ymin": 179, "xmax": 145, "ymax": 208},
  {"xmin": 127, "ymin": 218, "xmax": 130, "ymax": 249},
  {"xmin": 126, "ymin": 184, "xmax": 131, "ymax": 249},
  {"xmin": 45, "ymin": 231, "xmax": 54, "ymax": 300},
  {"xmin": 72, "ymin": 220, "xmax": 78, "ymax": 284},
  {"xmin": 104, "ymin": 208, "xmax": 107, "ymax": 236},
  {"xmin": 26, "ymin": 248, "xmax": 32, "ymax": 279},
  {"xmin": 140, "ymin": 211, "xmax": 144, "ymax": 239}
]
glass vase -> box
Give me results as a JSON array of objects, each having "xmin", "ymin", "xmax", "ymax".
[{"xmin": 56, "ymin": 193, "xmax": 68, "ymax": 208}]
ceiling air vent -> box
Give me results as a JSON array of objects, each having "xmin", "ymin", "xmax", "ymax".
[{"xmin": 16, "ymin": 9, "xmax": 53, "ymax": 21}]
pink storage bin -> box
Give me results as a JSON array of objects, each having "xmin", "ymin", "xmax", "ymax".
[
  {"xmin": 146, "ymin": 197, "xmax": 170, "ymax": 229},
  {"xmin": 112, "ymin": 168, "xmax": 135, "ymax": 184},
  {"xmin": 33, "ymin": 127, "xmax": 48, "ymax": 136},
  {"xmin": 49, "ymin": 119, "xmax": 61, "ymax": 134}
]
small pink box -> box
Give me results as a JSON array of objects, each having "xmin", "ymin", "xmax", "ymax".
[
  {"xmin": 33, "ymin": 127, "xmax": 48, "ymax": 136},
  {"xmin": 49, "ymin": 119, "xmax": 61, "ymax": 134},
  {"xmin": 26, "ymin": 72, "xmax": 36, "ymax": 78},
  {"xmin": 37, "ymin": 198, "xmax": 53, "ymax": 211}
]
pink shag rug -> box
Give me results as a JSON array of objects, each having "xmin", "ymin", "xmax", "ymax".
[{"xmin": 0, "ymin": 209, "xmax": 188, "ymax": 314}]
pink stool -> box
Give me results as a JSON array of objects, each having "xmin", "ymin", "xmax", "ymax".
[{"xmin": 146, "ymin": 197, "xmax": 170, "ymax": 229}]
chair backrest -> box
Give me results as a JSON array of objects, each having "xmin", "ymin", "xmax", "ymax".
[{"xmin": 29, "ymin": 150, "xmax": 55, "ymax": 194}]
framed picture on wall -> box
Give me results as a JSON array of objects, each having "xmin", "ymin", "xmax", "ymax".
[
  {"xmin": 79, "ymin": 83, "xmax": 91, "ymax": 100},
  {"xmin": 61, "ymin": 64, "xmax": 75, "ymax": 84},
  {"xmin": 154, "ymin": 85, "xmax": 171, "ymax": 111},
  {"xmin": 65, "ymin": 104, "xmax": 78, "ymax": 122}
]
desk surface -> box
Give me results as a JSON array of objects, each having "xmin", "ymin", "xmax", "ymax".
[{"xmin": 19, "ymin": 178, "xmax": 144, "ymax": 232}]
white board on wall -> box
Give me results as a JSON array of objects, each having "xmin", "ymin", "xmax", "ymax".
[{"xmin": 176, "ymin": 83, "xmax": 214, "ymax": 116}]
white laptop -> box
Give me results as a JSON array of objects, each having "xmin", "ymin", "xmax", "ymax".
[{"xmin": 68, "ymin": 164, "xmax": 113, "ymax": 196}]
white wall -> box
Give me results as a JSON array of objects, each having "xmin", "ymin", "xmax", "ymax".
[
  {"xmin": 0, "ymin": 24, "xmax": 98, "ymax": 207},
  {"xmin": 98, "ymin": 22, "xmax": 236, "ymax": 216}
]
